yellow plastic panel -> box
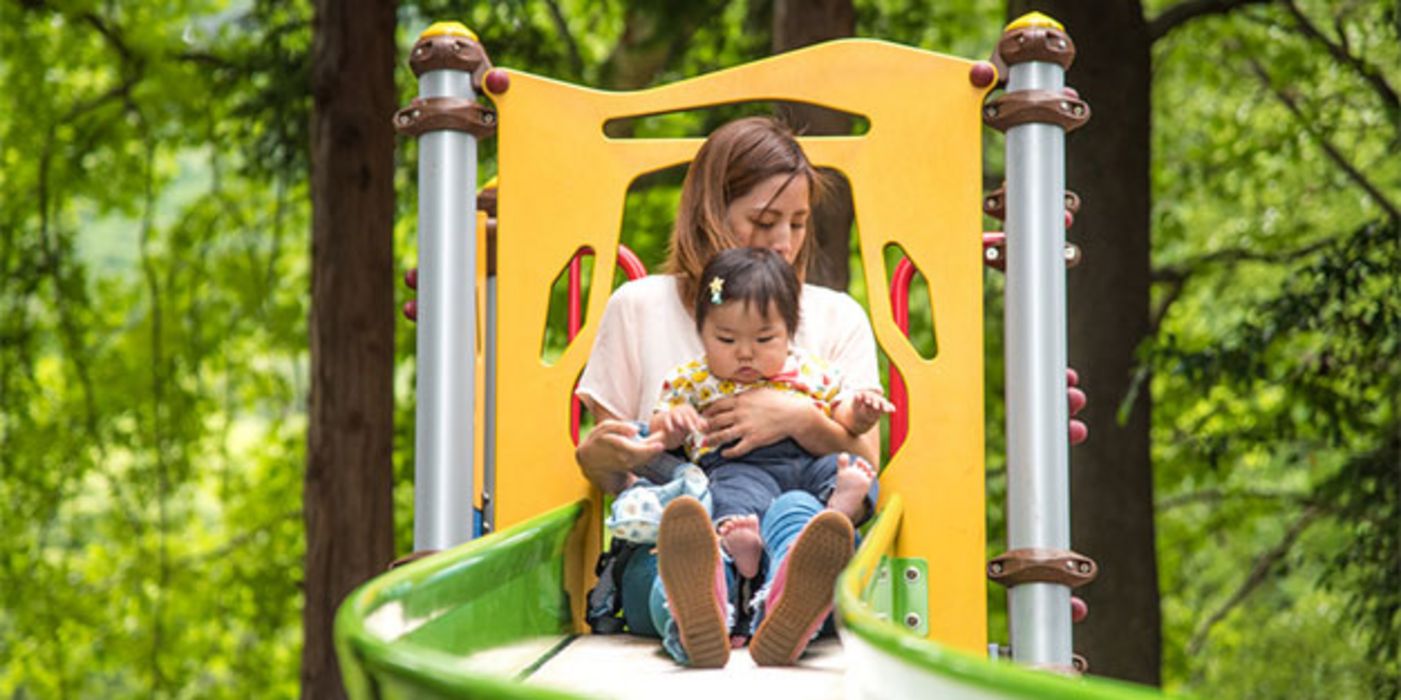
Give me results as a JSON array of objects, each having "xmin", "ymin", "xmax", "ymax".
[{"xmin": 489, "ymin": 39, "xmax": 989, "ymax": 651}]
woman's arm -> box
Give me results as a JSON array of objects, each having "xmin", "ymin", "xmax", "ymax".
[
  {"xmin": 575, "ymin": 398, "xmax": 664, "ymax": 494},
  {"xmin": 701, "ymin": 390, "xmax": 880, "ymax": 466}
]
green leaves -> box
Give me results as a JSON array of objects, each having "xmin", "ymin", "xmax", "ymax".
[{"xmin": 1149, "ymin": 2, "xmax": 1398, "ymax": 695}]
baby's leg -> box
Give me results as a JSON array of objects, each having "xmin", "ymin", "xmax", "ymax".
[
  {"xmin": 717, "ymin": 515, "xmax": 763, "ymax": 579},
  {"xmin": 707, "ymin": 463, "xmax": 780, "ymax": 579},
  {"xmin": 801, "ymin": 453, "xmax": 874, "ymax": 526}
]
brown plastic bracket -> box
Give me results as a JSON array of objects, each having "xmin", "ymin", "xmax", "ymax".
[
  {"xmin": 409, "ymin": 34, "xmax": 494, "ymax": 90},
  {"xmin": 984, "ymin": 233, "xmax": 1006, "ymax": 270},
  {"xmin": 986, "ymin": 187, "xmax": 1081, "ymax": 223},
  {"xmin": 982, "ymin": 236, "xmax": 1082, "ymax": 271},
  {"xmin": 1064, "ymin": 243, "xmax": 1082, "ymax": 268},
  {"xmin": 983, "ymin": 90, "xmax": 1091, "ymax": 133},
  {"xmin": 1029, "ymin": 654, "xmax": 1088, "ymax": 675},
  {"xmin": 998, "ymin": 26, "xmax": 1076, "ymax": 70},
  {"xmin": 394, "ymin": 97, "xmax": 497, "ymax": 139},
  {"xmin": 984, "ymin": 185, "xmax": 1006, "ymax": 220},
  {"xmin": 987, "ymin": 548, "xmax": 1098, "ymax": 588},
  {"xmin": 1064, "ymin": 190, "xmax": 1081, "ymax": 215}
]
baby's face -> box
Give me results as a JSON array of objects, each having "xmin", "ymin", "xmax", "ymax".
[{"xmin": 700, "ymin": 300, "xmax": 790, "ymax": 383}]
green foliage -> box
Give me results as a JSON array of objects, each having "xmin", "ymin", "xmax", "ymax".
[
  {"xmin": 1, "ymin": 1, "xmax": 311, "ymax": 696},
  {"xmin": 1149, "ymin": 1, "xmax": 1399, "ymax": 696}
]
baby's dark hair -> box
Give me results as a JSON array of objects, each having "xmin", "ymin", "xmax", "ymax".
[{"xmin": 694, "ymin": 248, "xmax": 801, "ymax": 335}]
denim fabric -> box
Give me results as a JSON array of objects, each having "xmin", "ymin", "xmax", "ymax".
[
  {"xmin": 619, "ymin": 547, "xmax": 741, "ymax": 664},
  {"xmin": 699, "ymin": 439, "xmax": 871, "ymax": 523},
  {"xmin": 747, "ymin": 490, "xmax": 853, "ymax": 637}
]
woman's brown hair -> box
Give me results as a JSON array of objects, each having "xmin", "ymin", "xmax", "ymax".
[{"xmin": 666, "ymin": 117, "xmax": 830, "ymax": 308}]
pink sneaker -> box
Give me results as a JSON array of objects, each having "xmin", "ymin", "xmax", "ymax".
[
  {"xmin": 749, "ymin": 510, "xmax": 853, "ymax": 666},
  {"xmin": 658, "ymin": 497, "xmax": 730, "ymax": 668}
]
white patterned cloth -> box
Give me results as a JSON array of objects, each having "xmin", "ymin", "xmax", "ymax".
[{"xmin": 606, "ymin": 464, "xmax": 712, "ymax": 544}]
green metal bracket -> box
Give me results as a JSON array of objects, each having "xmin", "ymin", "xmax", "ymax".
[{"xmin": 865, "ymin": 556, "xmax": 929, "ymax": 636}]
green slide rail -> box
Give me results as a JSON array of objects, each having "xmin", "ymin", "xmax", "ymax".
[{"xmin": 335, "ymin": 496, "xmax": 1167, "ymax": 699}]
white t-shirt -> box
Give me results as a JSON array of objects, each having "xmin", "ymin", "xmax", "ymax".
[{"xmin": 576, "ymin": 275, "xmax": 882, "ymax": 422}]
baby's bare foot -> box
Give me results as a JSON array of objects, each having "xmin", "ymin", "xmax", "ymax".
[
  {"xmin": 718, "ymin": 515, "xmax": 764, "ymax": 579},
  {"xmin": 828, "ymin": 453, "xmax": 876, "ymax": 523}
]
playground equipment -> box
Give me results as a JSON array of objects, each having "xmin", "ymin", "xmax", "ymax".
[{"xmin": 336, "ymin": 13, "xmax": 1161, "ymax": 699}]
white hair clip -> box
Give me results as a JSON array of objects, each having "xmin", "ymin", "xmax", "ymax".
[{"xmin": 708, "ymin": 276, "xmax": 725, "ymax": 304}]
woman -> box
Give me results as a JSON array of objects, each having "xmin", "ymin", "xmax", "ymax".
[{"xmin": 574, "ymin": 117, "xmax": 878, "ymax": 667}]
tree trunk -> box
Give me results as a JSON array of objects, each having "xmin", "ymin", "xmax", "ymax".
[
  {"xmin": 773, "ymin": 0, "xmax": 855, "ymax": 290},
  {"xmin": 1006, "ymin": 0, "xmax": 1159, "ymax": 685},
  {"xmin": 303, "ymin": 1, "xmax": 398, "ymax": 697}
]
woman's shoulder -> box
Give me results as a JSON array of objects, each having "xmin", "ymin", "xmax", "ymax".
[
  {"xmin": 801, "ymin": 283, "xmax": 867, "ymax": 320},
  {"xmin": 611, "ymin": 274, "xmax": 682, "ymax": 305}
]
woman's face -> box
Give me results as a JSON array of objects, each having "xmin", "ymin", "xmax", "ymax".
[{"xmin": 725, "ymin": 173, "xmax": 810, "ymax": 264}]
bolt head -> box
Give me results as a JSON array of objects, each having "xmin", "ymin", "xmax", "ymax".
[
  {"xmin": 969, "ymin": 61, "xmax": 997, "ymax": 88},
  {"xmin": 904, "ymin": 612, "xmax": 921, "ymax": 628},
  {"xmin": 485, "ymin": 69, "xmax": 510, "ymax": 95},
  {"xmin": 904, "ymin": 566, "xmax": 920, "ymax": 582}
]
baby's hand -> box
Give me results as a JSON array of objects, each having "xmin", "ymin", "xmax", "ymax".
[
  {"xmin": 847, "ymin": 390, "xmax": 895, "ymax": 435},
  {"xmin": 652, "ymin": 405, "xmax": 707, "ymax": 450}
]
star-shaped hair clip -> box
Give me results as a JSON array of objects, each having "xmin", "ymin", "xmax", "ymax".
[{"xmin": 708, "ymin": 276, "xmax": 725, "ymax": 304}]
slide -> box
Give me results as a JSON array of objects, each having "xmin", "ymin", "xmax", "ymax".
[{"xmin": 334, "ymin": 496, "xmax": 1164, "ymax": 700}]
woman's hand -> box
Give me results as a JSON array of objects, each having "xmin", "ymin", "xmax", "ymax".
[
  {"xmin": 575, "ymin": 419, "xmax": 664, "ymax": 493},
  {"xmin": 701, "ymin": 388, "xmax": 817, "ymax": 459}
]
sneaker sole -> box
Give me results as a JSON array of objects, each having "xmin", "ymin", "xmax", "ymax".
[
  {"xmin": 657, "ymin": 497, "xmax": 730, "ymax": 668},
  {"xmin": 749, "ymin": 510, "xmax": 853, "ymax": 667}
]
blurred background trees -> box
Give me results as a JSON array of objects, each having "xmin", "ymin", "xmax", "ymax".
[{"xmin": 0, "ymin": 0, "xmax": 1394, "ymax": 698}]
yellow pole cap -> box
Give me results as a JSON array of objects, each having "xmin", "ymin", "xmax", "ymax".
[
  {"xmin": 1006, "ymin": 11, "xmax": 1064, "ymax": 32},
  {"xmin": 421, "ymin": 21, "xmax": 478, "ymax": 42}
]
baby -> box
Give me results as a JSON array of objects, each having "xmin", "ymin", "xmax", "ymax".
[{"xmin": 618, "ymin": 247, "xmax": 890, "ymax": 578}]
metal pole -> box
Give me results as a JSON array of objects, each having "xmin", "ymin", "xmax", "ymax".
[
  {"xmin": 982, "ymin": 12, "xmax": 1093, "ymax": 671},
  {"xmin": 400, "ymin": 24, "xmax": 484, "ymax": 551},
  {"xmin": 1003, "ymin": 54, "xmax": 1071, "ymax": 667},
  {"xmin": 482, "ymin": 272, "xmax": 497, "ymax": 534}
]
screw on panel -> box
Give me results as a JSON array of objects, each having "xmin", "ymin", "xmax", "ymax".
[
  {"xmin": 904, "ymin": 612, "xmax": 922, "ymax": 629},
  {"xmin": 904, "ymin": 566, "xmax": 921, "ymax": 583}
]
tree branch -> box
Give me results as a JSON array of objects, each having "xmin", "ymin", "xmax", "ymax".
[
  {"xmin": 543, "ymin": 0, "xmax": 585, "ymax": 81},
  {"xmin": 1157, "ymin": 487, "xmax": 1311, "ymax": 511},
  {"xmin": 1153, "ymin": 237, "xmax": 1333, "ymax": 283},
  {"xmin": 1149, "ymin": 236, "xmax": 1332, "ymax": 333},
  {"xmin": 1280, "ymin": 0, "xmax": 1399, "ymax": 126},
  {"xmin": 1148, "ymin": 0, "xmax": 1271, "ymax": 42},
  {"xmin": 1245, "ymin": 54, "xmax": 1401, "ymax": 221},
  {"xmin": 1148, "ymin": 275, "xmax": 1187, "ymax": 337},
  {"xmin": 1186, "ymin": 506, "xmax": 1321, "ymax": 655}
]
